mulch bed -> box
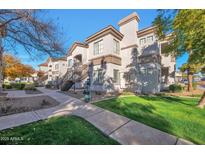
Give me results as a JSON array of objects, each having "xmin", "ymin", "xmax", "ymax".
[
  {"xmin": 0, "ymin": 95, "xmax": 59, "ymax": 117},
  {"xmin": 59, "ymin": 89, "xmax": 118, "ymax": 103},
  {"xmin": 166, "ymin": 89, "xmax": 204, "ymax": 98}
]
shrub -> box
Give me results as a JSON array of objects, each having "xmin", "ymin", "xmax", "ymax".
[
  {"xmin": 169, "ymin": 84, "xmax": 183, "ymax": 92},
  {"xmin": 24, "ymin": 84, "xmax": 36, "ymax": 91},
  {"xmin": 3, "ymin": 84, "xmax": 12, "ymax": 89},
  {"xmin": 10, "ymin": 83, "xmax": 26, "ymax": 90}
]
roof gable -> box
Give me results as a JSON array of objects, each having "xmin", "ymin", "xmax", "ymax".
[
  {"xmin": 68, "ymin": 41, "xmax": 88, "ymax": 56},
  {"xmin": 85, "ymin": 25, "xmax": 123, "ymax": 43}
]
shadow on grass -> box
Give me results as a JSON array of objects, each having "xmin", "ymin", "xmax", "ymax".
[
  {"xmin": 97, "ymin": 97, "xmax": 173, "ymax": 134},
  {"xmin": 139, "ymin": 95, "xmax": 197, "ymax": 107}
]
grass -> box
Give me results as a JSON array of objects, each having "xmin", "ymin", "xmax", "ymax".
[
  {"xmin": 0, "ymin": 116, "xmax": 119, "ymax": 145},
  {"xmin": 94, "ymin": 94, "xmax": 205, "ymax": 144}
]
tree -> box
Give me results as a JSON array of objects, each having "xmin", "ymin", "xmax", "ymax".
[
  {"xmin": 3, "ymin": 54, "xmax": 34, "ymax": 80},
  {"xmin": 180, "ymin": 63, "xmax": 204, "ymax": 91},
  {"xmin": 153, "ymin": 10, "xmax": 205, "ymax": 108},
  {"xmin": 0, "ymin": 10, "xmax": 64, "ymax": 92}
]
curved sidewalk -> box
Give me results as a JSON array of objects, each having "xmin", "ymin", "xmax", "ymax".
[{"xmin": 0, "ymin": 88, "xmax": 194, "ymax": 145}]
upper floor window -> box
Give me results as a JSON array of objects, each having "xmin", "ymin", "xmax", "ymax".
[
  {"xmin": 68, "ymin": 59, "xmax": 72, "ymax": 67},
  {"xmin": 147, "ymin": 36, "xmax": 154, "ymax": 44},
  {"xmin": 55, "ymin": 64, "xmax": 59, "ymax": 70},
  {"xmin": 140, "ymin": 38, "xmax": 146, "ymax": 45},
  {"xmin": 94, "ymin": 40, "xmax": 103, "ymax": 55},
  {"xmin": 113, "ymin": 39, "xmax": 120, "ymax": 54}
]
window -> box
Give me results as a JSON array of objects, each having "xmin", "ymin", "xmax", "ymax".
[
  {"xmin": 55, "ymin": 64, "xmax": 59, "ymax": 70},
  {"xmin": 93, "ymin": 69, "xmax": 103, "ymax": 84},
  {"xmin": 68, "ymin": 59, "xmax": 72, "ymax": 67},
  {"xmin": 113, "ymin": 69, "xmax": 120, "ymax": 84},
  {"xmin": 147, "ymin": 36, "xmax": 153, "ymax": 43},
  {"xmin": 113, "ymin": 39, "xmax": 120, "ymax": 54},
  {"xmin": 94, "ymin": 40, "xmax": 103, "ymax": 55},
  {"xmin": 97, "ymin": 69, "xmax": 103, "ymax": 84},
  {"xmin": 140, "ymin": 38, "xmax": 146, "ymax": 45}
]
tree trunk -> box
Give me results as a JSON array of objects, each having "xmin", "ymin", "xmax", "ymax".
[
  {"xmin": 187, "ymin": 70, "xmax": 193, "ymax": 92},
  {"xmin": 197, "ymin": 91, "xmax": 205, "ymax": 108}
]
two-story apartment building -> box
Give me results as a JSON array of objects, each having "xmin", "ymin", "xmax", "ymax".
[
  {"xmin": 64, "ymin": 12, "xmax": 175, "ymax": 94},
  {"xmin": 41, "ymin": 12, "xmax": 175, "ymax": 94}
]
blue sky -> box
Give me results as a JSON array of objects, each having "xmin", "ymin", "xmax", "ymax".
[{"xmin": 14, "ymin": 9, "xmax": 188, "ymax": 70}]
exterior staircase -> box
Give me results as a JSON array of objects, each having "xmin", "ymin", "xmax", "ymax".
[{"xmin": 60, "ymin": 63, "xmax": 88, "ymax": 91}]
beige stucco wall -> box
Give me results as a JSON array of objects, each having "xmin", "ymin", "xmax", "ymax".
[
  {"xmin": 69, "ymin": 46, "xmax": 88, "ymax": 65},
  {"xmin": 39, "ymin": 66, "xmax": 48, "ymax": 72},
  {"xmin": 88, "ymin": 34, "xmax": 121, "ymax": 60},
  {"xmin": 91, "ymin": 63, "xmax": 122, "ymax": 92},
  {"xmin": 119, "ymin": 19, "xmax": 138, "ymax": 48},
  {"xmin": 47, "ymin": 60, "xmax": 67, "ymax": 81},
  {"xmin": 138, "ymin": 33, "xmax": 158, "ymax": 55},
  {"xmin": 161, "ymin": 54, "xmax": 175, "ymax": 84}
]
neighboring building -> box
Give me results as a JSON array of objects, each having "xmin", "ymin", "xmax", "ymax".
[
  {"xmin": 38, "ymin": 60, "xmax": 49, "ymax": 73},
  {"xmin": 65, "ymin": 12, "xmax": 176, "ymax": 94},
  {"xmin": 40, "ymin": 12, "xmax": 176, "ymax": 94},
  {"xmin": 4, "ymin": 71, "xmax": 38, "ymax": 84},
  {"xmin": 175, "ymin": 71, "xmax": 183, "ymax": 83},
  {"xmin": 38, "ymin": 57, "xmax": 67, "ymax": 85}
]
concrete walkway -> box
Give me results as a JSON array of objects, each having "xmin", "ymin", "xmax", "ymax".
[
  {"xmin": 6, "ymin": 90, "xmax": 45, "ymax": 98},
  {"xmin": 0, "ymin": 88, "xmax": 194, "ymax": 145}
]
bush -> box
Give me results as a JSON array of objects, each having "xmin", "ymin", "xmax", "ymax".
[
  {"xmin": 10, "ymin": 83, "xmax": 26, "ymax": 90},
  {"xmin": 24, "ymin": 84, "xmax": 36, "ymax": 91},
  {"xmin": 3, "ymin": 84, "xmax": 12, "ymax": 89},
  {"xmin": 169, "ymin": 84, "xmax": 183, "ymax": 92}
]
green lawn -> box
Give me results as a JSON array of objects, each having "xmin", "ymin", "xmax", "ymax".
[
  {"xmin": 0, "ymin": 116, "xmax": 118, "ymax": 145},
  {"xmin": 94, "ymin": 95, "xmax": 205, "ymax": 144}
]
